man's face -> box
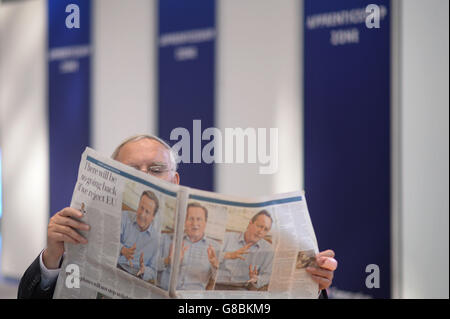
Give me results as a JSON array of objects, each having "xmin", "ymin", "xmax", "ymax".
[
  {"xmin": 136, "ymin": 195, "xmax": 156, "ymax": 232},
  {"xmin": 245, "ymin": 215, "xmax": 272, "ymax": 244},
  {"xmin": 185, "ymin": 206, "xmax": 207, "ymax": 243},
  {"xmin": 115, "ymin": 138, "xmax": 180, "ymax": 184}
]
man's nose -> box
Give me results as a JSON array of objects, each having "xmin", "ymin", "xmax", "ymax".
[{"xmin": 137, "ymin": 166, "xmax": 148, "ymax": 173}]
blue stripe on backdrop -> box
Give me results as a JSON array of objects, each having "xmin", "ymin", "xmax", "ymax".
[
  {"xmin": 304, "ymin": 0, "xmax": 391, "ymax": 298},
  {"xmin": 158, "ymin": 0, "xmax": 216, "ymax": 191},
  {"xmin": 48, "ymin": 0, "xmax": 91, "ymax": 216}
]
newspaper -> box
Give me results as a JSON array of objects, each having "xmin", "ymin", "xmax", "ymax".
[{"xmin": 53, "ymin": 148, "xmax": 320, "ymax": 299}]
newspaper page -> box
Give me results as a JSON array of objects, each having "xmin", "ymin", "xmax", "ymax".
[
  {"xmin": 53, "ymin": 148, "xmax": 181, "ymax": 299},
  {"xmin": 53, "ymin": 147, "xmax": 320, "ymax": 299},
  {"xmin": 172, "ymin": 188, "xmax": 319, "ymax": 299}
]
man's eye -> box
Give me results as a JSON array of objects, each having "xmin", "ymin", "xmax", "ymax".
[{"xmin": 149, "ymin": 166, "xmax": 165, "ymax": 173}]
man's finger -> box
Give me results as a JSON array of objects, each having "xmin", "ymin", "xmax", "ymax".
[
  {"xmin": 317, "ymin": 249, "xmax": 335, "ymax": 259},
  {"xmin": 50, "ymin": 224, "xmax": 88, "ymax": 244},
  {"xmin": 126, "ymin": 249, "xmax": 135, "ymax": 260},
  {"xmin": 306, "ymin": 266, "xmax": 333, "ymax": 281},
  {"xmin": 249, "ymin": 265, "xmax": 256, "ymax": 274},
  {"xmin": 58, "ymin": 207, "xmax": 84, "ymax": 219},
  {"xmin": 208, "ymin": 246, "xmax": 215, "ymax": 258},
  {"xmin": 49, "ymin": 232, "xmax": 80, "ymax": 245},
  {"xmin": 237, "ymin": 247, "xmax": 249, "ymax": 255},
  {"xmin": 53, "ymin": 215, "xmax": 90, "ymax": 231},
  {"xmin": 243, "ymin": 242, "xmax": 254, "ymax": 250},
  {"xmin": 309, "ymin": 274, "xmax": 332, "ymax": 290},
  {"xmin": 317, "ymin": 256, "xmax": 338, "ymax": 271}
]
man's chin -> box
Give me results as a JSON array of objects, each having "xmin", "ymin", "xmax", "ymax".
[
  {"xmin": 138, "ymin": 224, "xmax": 149, "ymax": 232},
  {"xmin": 188, "ymin": 232, "xmax": 202, "ymax": 241}
]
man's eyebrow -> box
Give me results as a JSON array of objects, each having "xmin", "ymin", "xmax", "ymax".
[
  {"xmin": 128, "ymin": 161, "xmax": 168, "ymax": 167},
  {"xmin": 149, "ymin": 162, "xmax": 168, "ymax": 167}
]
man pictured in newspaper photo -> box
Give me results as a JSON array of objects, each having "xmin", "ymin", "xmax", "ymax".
[
  {"xmin": 158, "ymin": 202, "xmax": 220, "ymax": 290},
  {"xmin": 17, "ymin": 134, "xmax": 336, "ymax": 299},
  {"xmin": 214, "ymin": 210, "xmax": 274, "ymax": 291},
  {"xmin": 117, "ymin": 190, "xmax": 160, "ymax": 283}
]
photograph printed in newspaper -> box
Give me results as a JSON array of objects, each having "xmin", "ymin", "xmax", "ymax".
[{"xmin": 53, "ymin": 147, "xmax": 320, "ymax": 299}]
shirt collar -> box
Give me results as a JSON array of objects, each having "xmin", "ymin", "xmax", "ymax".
[
  {"xmin": 184, "ymin": 234, "xmax": 206, "ymax": 244},
  {"xmin": 133, "ymin": 219, "xmax": 154, "ymax": 236},
  {"xmin": 238, "ymin": 232, "xmax": 260, "ymax": 248}
]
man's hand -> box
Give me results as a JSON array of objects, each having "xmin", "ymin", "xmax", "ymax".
[
  {"xmin": 43, "ymin": 207, "xmax": 90, "ymax": 269},
  {"xmin": 207, "ymin": 244, "xmax": 219, "ymax": 268},
  {"xmin": 164, "ymin": 242, "xmax": 174, "ymax": 266},
  {"xmin": 121, "ymin": 243, "xmax": 137, "ymax": 265},
  {"xmin": 136, "ymin": 252, "xmax": 145, "ymax": 278},
  {"xmin": 247, "ymin": 264, "xmax": 259, "ymax": 285},
  {"xmin": 180, "ymin": 241, "xmax": 189, "ymax": 263},
  {"xmin": 305, "ymin": 249, "xmax": 337, "ymax": 290},
  {"xmin": 224, "ymin": 242, "xmax": 253, "ymax": 261},
  {"xmin": 165, "ymin": 241, "xmax": 189, "ymax": 266}
]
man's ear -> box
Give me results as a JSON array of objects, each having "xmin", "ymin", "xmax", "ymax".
[{"xmin": 173, "ymin": 172, "xmax": 180, "ymax": 185}]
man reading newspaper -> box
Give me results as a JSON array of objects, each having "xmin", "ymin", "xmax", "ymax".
[{"xmin": 17, "ymin": 134, "xmax": 337, "ymax": 299}]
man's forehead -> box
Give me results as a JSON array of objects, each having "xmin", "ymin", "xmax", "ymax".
[
  {"xmin": 118, "ymin": 138, "xmax": 170, "ymax": 162},
  {"xmin": 124, "ymin": 138, "xmax": 166, "ymax": 152},
  {"xmin": 254, "ymin": 215, "xmax": 272, "ymax": 226},
  {"xmin": 140, "ymin": 195, "xmax": 156, "ymax": 206},
  {"xmin": 187, "ymin": 207, "xmax": 206, "ymax": 218}
]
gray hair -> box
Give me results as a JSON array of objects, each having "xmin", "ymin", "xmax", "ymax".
[{"xmin": 111, "ymin": 134, "xmax": 178, "ymax": 172}]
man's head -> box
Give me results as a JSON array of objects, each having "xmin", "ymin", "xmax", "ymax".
[
  {"xmin": 112, "ymin": 134, "xmax": 180, "ymax": 185},
  {"xmin": 136, "ymin": 190, "xmax": 159, "ymax": 232},
  {"xmin": 244, "ymin": 210, "xmax": 273, "ymax": 245},
  {"xmin": 184, "ymin": 203, "xmax": 208, "ymax": 243}
]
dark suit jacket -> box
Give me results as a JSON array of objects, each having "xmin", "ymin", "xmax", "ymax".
[{"xmin": 17, "ymin": 253, "xmax": 57, "ymax": 299}]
